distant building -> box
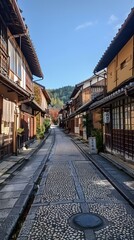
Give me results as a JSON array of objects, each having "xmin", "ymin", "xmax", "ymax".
[{"xmin": 60, "ymin": 71, "xmax": 106, "ymax": 140}]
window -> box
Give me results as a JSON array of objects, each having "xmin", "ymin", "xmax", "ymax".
[
  {"xmin": 112, "ymin": 101, "xmax": 124, "ymax": 129},
  {"xmin": 131, "ymin": 103, "xmax": 134, "ymax": 130},
  {"xmin": 0, "ymin": 20, "xmax": 7, "ymax": 48},
  {"xmin": 8, "ymin": 40, "xmax": 22, "ymax": 79},
  {"xmin": 8, "ymin": 41, "xmax": 15, "ymax": 72},
  {"xmin": 125, "ymin": 104, "xmax": 130, "ymax": 130},
  {"xmin": 120, "ymin": 106, "xmax": 123, "ymax": 129},
  {"xmin": 120, "ymin": 59, "xmax": 127, "ymax": 69}
]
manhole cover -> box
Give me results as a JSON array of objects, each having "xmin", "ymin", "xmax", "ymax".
[{"xmin": 69, "ymin": 213, "xmax": 103, "ymax": 230}]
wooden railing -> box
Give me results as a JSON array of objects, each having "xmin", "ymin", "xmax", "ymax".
[{"xmin": 0, "ymin": 37, "xmax": 9, "ymax": 76}]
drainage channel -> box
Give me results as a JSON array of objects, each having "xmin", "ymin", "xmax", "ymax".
[
  {"xmin": 10, "ymin": 173, "xmax": 43, "ymax": 240},
  {"xmin": 10, "ymin": 131, "xmax": 55, "ymax": 240}
]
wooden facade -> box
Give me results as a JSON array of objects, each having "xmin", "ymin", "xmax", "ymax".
[
  {"xmin": 61, "ymin": 72, "xmax": 105, "ymax": 139},
  {"xmin": 0, "ymin": 0, "xmax": 44, "ymax": 158},
  {"xmin": 58, "ymin": 9, "xmax": 134, "ymax": 164},
  {"xmin": 92, "ymin": 8, "xmax": 134, "ymax": 162}
]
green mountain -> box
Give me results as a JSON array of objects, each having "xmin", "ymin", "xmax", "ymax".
[{"xmin": 48, "ymin": 85, "xmax": 74, "ymax": 108}]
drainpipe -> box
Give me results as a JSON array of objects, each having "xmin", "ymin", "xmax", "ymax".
[
  {"xmin": 13, "ymin": 106, "xmax": 19, "ymax": 155},
  {"xmin": 132, "ymin": 37, "xmax": 134, "ymax": 76},
  {"xmin": 33, "ymin": 77, "xmax": 43, "ymax": 82}
]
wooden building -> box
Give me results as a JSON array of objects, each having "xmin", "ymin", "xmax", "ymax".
[
  {"xmin": 33, "ymin": 82, "xmax": 51, "ymax": 130},
  {"xmin": 91, "ymin": 8, "xmax": 134, "ymax": 162},
  {"xmin": 62, "ymin": 72, "xmax": 106, "ymax": 139},
  {"xmin": 0, "ymin": 0, "xmax": 44, "ymax": 158}
]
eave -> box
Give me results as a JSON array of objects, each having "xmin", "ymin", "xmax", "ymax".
[
  {"xmin": 94, "ymin": 8, "xmax": 134, "ymax": 73},
  {"xmin": 89, "ymin": 82, "xmax": 134, "ymax": 110},
  {"xmin": 0, "ymin": 73, "xmax": 30, "ymax": 101},
  {"xmin": 70, "ymin": 84, "xmax": 83, "ymax": 99},
  {"xmin": 34, "ymin": 82, "xmax": 51, "ymax": 104},
  {"xmin": 27, "ymin": 100, "xmax": 46, "ymax": 113},
  {"xmin": 42, "ymin": 89, "xmax": 51, "ymax": 104},
  {"xmin": 0, "ymin": 0, "xmax": 43, "ymax": 78}
]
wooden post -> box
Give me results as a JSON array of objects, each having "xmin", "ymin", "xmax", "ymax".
[{"xmin": 13, "ymin": 109, "xmax": 17, "ymax": 155}]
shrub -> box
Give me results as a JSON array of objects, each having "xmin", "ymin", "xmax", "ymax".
[
  {"xmin": 43, "ymin": 118, "xmax": 51, "ymax": 132},
  {"xmin": 91, "ymin": 128, "xmax": 103, "ymax": 152},
  {"xmin": 36, "ymin": 125, "xmax": 45, "ymax": 139},
  {"xmin": 17, "ymin": 128, "xmax": 24, "ymax": 136}
]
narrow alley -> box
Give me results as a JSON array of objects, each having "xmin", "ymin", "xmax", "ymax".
[{"xmin": 9, "ymin": 127, "xmax": 134, "ymax": 240}]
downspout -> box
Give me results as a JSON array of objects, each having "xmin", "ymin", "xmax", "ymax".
[
  {"xmin": 132, "ymin": 36, "xmax": 134, "ymax": 76},
  {"xmin": 13, "ymin": 105, "xmax": 19, "ymax": 155},
  {"xmin": 33, "ymin": 77, "xmax": 43, "ymax": 82}
]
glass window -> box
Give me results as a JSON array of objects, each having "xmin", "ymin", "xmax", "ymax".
[
  {"xmin": 8, "ymin": 40, "xmax": 22, "ymax": 79},
  {"xmin": 8, "ymin": 41, "xmax": 15, "ymax": 72},
  {"xmin": 17, "ymin": 54, "xmax": 21, "ymax": 78},
  {"xmin": 120, "ymin": 59, "xmax": 127, "ymax": 69},
  {"xmin": 120, "ymin": 106, "xmax": 123, "ymax": 129},
  {"xmin": 131, "ymin": 103, "xmax": 134, "ymax": 130},
  {"xmin": 112, "ymin": 104, "xmax": 124, "ymax": 130}
]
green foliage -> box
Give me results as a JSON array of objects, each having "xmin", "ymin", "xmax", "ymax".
[
  {"xmin": 91, "ymin": 128, "xmax": 103, "ymax": 152},
  {"xmin": 36, "ymin": 114, "xmax": 40, "ymax": 130},
  {"xmin": 51, "ymin": 97, "xmax": 63, "ymax": 108},
  {"xmin": 34, "ymin": 85, "xmax": 42, "ymax": 105},
  {"xmin": 36, "ymin": 125, "xmax": 45, "ymax": 139},
  {"xmin": 36, "ymin": 118, "xmax": 51, "ymax": 139},
  {"xmin": 48, "ymin": 85, "xmax": 74, "ymax": 108},
  {"xmin": 83, "ymin": 114, "xmax": 93, "ymax": 138},
  {"xmin": 17, "ymin": 128, "xmax": 24, "ymax": 136},
  {"xmin": 43, "ymin": 118, "xmax": 51, "ymax": 131}
]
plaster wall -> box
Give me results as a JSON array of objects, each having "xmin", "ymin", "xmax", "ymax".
[{"xmin": 107, "ymin": 37, "xmax": 134, "ymax": 92}]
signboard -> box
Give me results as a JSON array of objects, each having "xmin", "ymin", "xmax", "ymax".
[
  {"xmin": 89, "ymin": 137, "xmax": 97, "ymax": 154},
  {"xmin": 75, "ymin": 127, "xmax": 79, "ymax": 134},
  {"xmin": 83, "ymin": 127, "xmax": 87, "ymax": 140},
  {"xmin": 103, "ymin": 112, "xmax": 110, "ymax": 124},
  {"xmin": 21, "ymin": 104, "xmax": 32, "ymax": 115}
]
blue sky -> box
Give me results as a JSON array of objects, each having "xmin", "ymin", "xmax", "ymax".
[{"xmin": 18, "ymin": 0, "xmax": 134, "ymax": 89}]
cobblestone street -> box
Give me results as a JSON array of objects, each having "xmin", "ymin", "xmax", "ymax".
[{"xmin": 18, "ymin": 127, "xmax": 134, "ymax": 240}]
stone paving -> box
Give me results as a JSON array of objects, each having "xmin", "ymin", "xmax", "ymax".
[
  {"xmin": 17, "ymin": 127, "xmax": 134, "ymax": 240},
  {"xmin": 0, "ymin": 132, "xmax": 53, "ymax": 240}
]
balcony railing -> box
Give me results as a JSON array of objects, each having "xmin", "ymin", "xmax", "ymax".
[{"xmin": 0, "ymin": 38, "xmax": 9, "ymax": 77}]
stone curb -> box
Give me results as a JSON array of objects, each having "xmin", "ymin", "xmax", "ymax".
[{"xmin": 100, "ymin": 152, "xmax": 134, "ymax": 178}]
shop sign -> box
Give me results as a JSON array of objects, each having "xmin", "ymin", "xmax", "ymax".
[
  {"xmin": 89, "ymin": 137, "xmax": 97, "ymax": 154},
  {"xmin": 21, "ymin": 104, "xmax": 32, "ymax": 114},
  {"xmin": 103, "ymin": 112, "xmax": 110, "ymax": 123}
]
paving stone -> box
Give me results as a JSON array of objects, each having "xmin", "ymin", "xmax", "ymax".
[
  {"xmin": 18, "ymin": 203, "xmax": 85, "ymax": 240},
  {"xmin": 0, "ymin": 179, "xmax": 5, "ymax": 184},
  {"xmin": 0, "ymin": 190, "xmax": 21, "ymax": 199},
  {"xmin": 0, "ymin": 183, "xmax": 27, "ymax": 192},
  {"xmin": 41, "ymin": 162, "xmax": 78, "ymax": 203},
  {"xmin": 89, "ymin": 203, "xmax": 134, "ymax": 239},
  {"xmin": 0, "ymin": 209, "xmax": 11, "ymax": 220},
  {"xmin": 0, "ymin": 128, "xmax": 134, "ymax": 240},
  {"xmin": 0, "ymin": 198, "xmax": 17, "ymax": 209}
]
